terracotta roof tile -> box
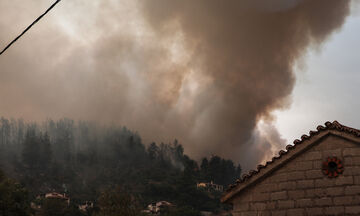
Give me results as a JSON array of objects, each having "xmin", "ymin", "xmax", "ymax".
[{"xmin": 224, "ymin": 121, "xmax": 360, "ymax": 193}]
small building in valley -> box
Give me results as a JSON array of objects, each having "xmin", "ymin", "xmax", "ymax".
[
  {"xmin": 143, "ymin": 201, "xmax": 173, "ymax": 214},
  {"xmin": 31, "ymin": 191, "xmax": 71, "ymax": 211},
  {"xmin": 221, "ymin": 121, "xmax": 360, "ymax": 215},
  {"xmin": 78, "ymin": 201, "xmax": 94, "ymax": 212},
  {"xmin": 197, "ymin": 181, "xmax": 224, "ymax": 192},
  {"xmin": 45, "ymin": 192, "xmax": 70, "ymax": 205}
]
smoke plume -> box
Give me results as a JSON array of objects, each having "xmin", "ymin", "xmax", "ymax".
[{"xmin": 0, "ymin": 0, "xmax": 351, "ymax": 170}]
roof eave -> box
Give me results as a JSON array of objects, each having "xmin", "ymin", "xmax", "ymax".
[{"xmin": 221, "ymin": 122, "xmax": 360, "ymax": 203}]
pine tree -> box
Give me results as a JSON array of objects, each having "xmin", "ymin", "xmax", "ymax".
[
  {"xmin": 22, "ymin": 127, "xmax": 39, "ymax": 170},
  {"xmin": 147, "ymin": 142, "xmax": 159, "ymax": 160},
  {"xmin": 39, "ymin": 132, "xmax": 52, "ymax": 170}
]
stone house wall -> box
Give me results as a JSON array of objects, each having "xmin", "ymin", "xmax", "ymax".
[{"xmin": 231, "ymin": 134, "xmax": 360, "ymax": 216}]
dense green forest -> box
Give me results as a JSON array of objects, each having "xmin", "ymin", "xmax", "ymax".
[{"xmin": 0, "ymin": 117, "xmax": 241, "ymax": 215}]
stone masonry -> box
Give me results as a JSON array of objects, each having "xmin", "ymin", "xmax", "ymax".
[{"xmin": 223, "ymin": 122, "xmax": 360, "ymax": 216}]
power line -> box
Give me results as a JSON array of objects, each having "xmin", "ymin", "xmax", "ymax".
[{"xmin": 0, "ymin": 0, "xmax": 62, "ymax": 56}]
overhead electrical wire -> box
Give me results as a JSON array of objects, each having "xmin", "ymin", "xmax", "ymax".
[{"xmin": 0, "ymin": 0, "xmax": 62, "ymax": 56}]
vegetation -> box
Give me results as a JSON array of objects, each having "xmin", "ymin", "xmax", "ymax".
[
  {"xmin": 0, "ymin": 169, "xmax": 30, "ymax": 216},
  {"xmin": 95, "ymin": 186, "xmax": 142, "ymax": 216},
  {"xmin": 39, "ymin": 199, "xmax": 82, "ymax": 216},
  {"xmin": 0, "ymin": 117, "xmax": 241, "ymax": 215}
]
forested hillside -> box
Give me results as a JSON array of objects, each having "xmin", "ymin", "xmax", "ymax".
[{"xmin": 0, "ymin": 117, "xmax": 241, "ymax": 215}]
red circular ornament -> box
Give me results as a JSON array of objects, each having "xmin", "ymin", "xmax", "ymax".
[{"xmin": 322, "ymin": 157, "xmax": 343, "ymax": 178}]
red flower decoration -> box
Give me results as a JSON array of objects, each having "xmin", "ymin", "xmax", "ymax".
[{"xmin": 322, "ymin": 157, "xmax": 343, "ymax": 178}]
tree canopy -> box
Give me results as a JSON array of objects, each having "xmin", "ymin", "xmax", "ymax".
[
  {"xmin": 0, "ymin": 117, "xmax": 241, "ymax": 215},
  {"xmin": 0, "ymin": 169, "xmax": 30, "ymax": 216}
]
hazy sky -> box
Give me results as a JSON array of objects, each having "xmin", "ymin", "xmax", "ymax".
[
  {"xmin": 0, "ymin": 0, "xmax": 358, "ymax": 170},
  {"xmin": 275, "ymin": 6, "xmax": 360, "ymax": 144}
]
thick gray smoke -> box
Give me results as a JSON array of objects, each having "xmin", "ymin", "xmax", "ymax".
[
  {"xmin": 139, "ymin": 0, "xmax": 350, "ymax": 168},
  {"xmin": 0, "ymin": 0, "xmax": 351, "ymax": 170}
]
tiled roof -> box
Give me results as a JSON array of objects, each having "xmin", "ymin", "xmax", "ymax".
[{"xmin": 222, "ymin": 121, "xmax": 360, "ymax": 202}]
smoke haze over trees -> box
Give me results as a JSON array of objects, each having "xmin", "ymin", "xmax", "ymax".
[
  {"xmin": 0, "ymin": 0, "xmax": 352, "ymax": 170},
  {"xmin": 0, "ymin": 117, "xmax": 240, "ymax": 214}
]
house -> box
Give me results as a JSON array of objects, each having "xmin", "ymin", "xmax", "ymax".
[
  {"xmin": 197, "ymin": 181, "xmax": 224, "ymax": 192},
  {"xmin": 45, "ymin": 192, "xmax": 70, "ymax": 206},
  {"xmin": 143, "ymin": 201, "xmax": 173, "ymax": 214},
  {"xmin": 30, "ymin": 202, "xmax": 41, "ymax": 210},
  {"xmin": 31, "ymin": 191, "xmax": 71, "ymax": 211},
  {"xmin": 221, "ymin": 121, "xmax": 360, "ymax": 215},
  {"xmin": 78, "ymin": 201, "xmax": 94, "ymax": 212}
]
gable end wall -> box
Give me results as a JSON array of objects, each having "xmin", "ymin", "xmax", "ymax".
[{"xmin": 231, "ymin": 134, "xmax": 360, "ymax": 216}]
